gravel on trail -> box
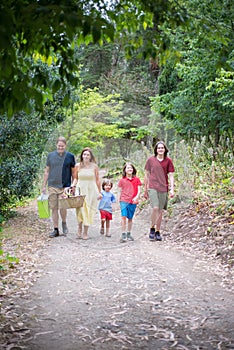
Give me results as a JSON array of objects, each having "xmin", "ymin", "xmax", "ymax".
[{"xmin": 0, "ymin": 200, "xmax": 233, "ymax": 350}]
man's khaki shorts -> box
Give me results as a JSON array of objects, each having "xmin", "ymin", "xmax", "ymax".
[
  {"xmin": 148, "ymin": 189, "xmax": 168, "ymax": 210},
  {"xmin": 48, "ymin": 187, "xmax": 65, "ymax": 209}
]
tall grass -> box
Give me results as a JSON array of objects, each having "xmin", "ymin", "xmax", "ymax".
[{"xmin": 172, "ymin": 139, "xmax": 234, "ymax": 217}]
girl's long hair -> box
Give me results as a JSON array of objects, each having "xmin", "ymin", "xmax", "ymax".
[{"xmin": 122, "ymin": 163, "xmax": 137, "ymax": 177}]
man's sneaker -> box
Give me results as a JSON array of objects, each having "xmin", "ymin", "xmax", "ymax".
[
  {"xmin": 155, "ymin": 231, "xmax": 162, "ymax": 241},
  {"xmin": 62, "ymin": 222, "xmax": 68, "ymax": 235},
  {"xmin": 127, "ymin": 232, "xmax": 134, "ymax": 241},
  {"xmin": 49, "ymin": 229, "xmax": 59, "ymax": 238},
  {"xmin": 149, "ymin": 228, "xmax": 155, "ymax": 241},
  {"xmin": 120, "ymin": 232, "xmax": 127, "ymax": 243}
]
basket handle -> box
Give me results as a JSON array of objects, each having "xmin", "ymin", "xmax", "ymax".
[
  {"xmin": 64, "ymin": 187, "xmax": 73, "ymax": 197},
  {"xmin": 39, "ymin": 193, "xmax": 48, "ymax": 201}
]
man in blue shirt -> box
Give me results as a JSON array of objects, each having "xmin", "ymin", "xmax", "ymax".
[{"xmin": 42, "ymin": 136, "xmax": 76, "ymax": 237}]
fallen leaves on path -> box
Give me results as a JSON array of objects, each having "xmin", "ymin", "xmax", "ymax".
[{"xmin": 0, "ymin": 199, "xmax": 233, "ymax": 350}]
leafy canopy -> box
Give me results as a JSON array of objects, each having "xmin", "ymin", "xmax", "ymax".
[{"xmin": 0, "ymin": 0, "xmax": 190, "ymax": 116}]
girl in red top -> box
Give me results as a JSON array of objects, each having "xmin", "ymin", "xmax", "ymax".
[{"xmin": 118, "ymin": 163, "xmax": 142, "ymax": 243}]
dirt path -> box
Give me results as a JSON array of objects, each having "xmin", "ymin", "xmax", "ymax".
[{"xmin": 3, "ymin": 205, "xmax": 233, "ymax": 350}]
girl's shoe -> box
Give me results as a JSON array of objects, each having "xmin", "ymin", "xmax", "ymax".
[
  {"xmin": 120, "ymin": 232, "xmax": 127, "ymax": 243},
  {"xmin": 127, "ymin": 232, "xmax": 134, "ymax": 241}
]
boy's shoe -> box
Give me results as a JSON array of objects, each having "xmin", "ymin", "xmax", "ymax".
[
  {"xmin": 149, "ymin": 228, "xmax": 155, "ymax": 241},
  {"xmin": 155, "ymin": 231, "xmax": 162, "ymax": 241},
  {"xmin": 62, "ymin": 222, "xmax": 68, "ymax": 235},
  {"xmin": 49, "ymin": 229, "xmax": 59, "ymax": 238},
  {"xmin": 120, "ymin": 232, "xmax": 127, "ymax": 243},
  {"xmin": 127, "ymin": 232, "xmax": 134, "ymax": 241},
  {"xmin": 100, "ymin": 228, "xmax": 105, "ymax": 235}
]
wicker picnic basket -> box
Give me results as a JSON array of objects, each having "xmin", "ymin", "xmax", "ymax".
[{"xmin": 59, "ymin": 188, "xmax": 85, "ymax": 209}]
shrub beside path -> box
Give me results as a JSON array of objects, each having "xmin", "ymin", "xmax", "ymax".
[{"xmin": 0, "ymin": 199, "xmax": 233, "ymax": 350}]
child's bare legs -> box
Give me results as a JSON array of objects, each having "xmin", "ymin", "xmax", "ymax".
[
  {"xmin": 100, "ymin": 219, "xmax": 105, "ymax": 234},
  {"xmin": 127, "ymin": 218, "xmax": 133, "ymax": 232},
  {"xmin": 120, "ymin": 217, "xmax": 134, "ymax": 242},
  {"xmin": 126, "ymin": 218, "xmax": 134, "ymax": 241},
  {"xmin": 120, "ymin": 216, "xmax": 127, "ymax": 242},
  {"xmin": 121, "ymin": 216, "xmax": 127, "ymax": 232},
  {"xmin": 106, "ymin": 220, "xmax": 111, "ymax": 236}
]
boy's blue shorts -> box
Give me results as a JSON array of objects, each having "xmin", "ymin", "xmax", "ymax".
[{"xmin": 120, "ymin": 201, "xmax": 137, "ymax": 219}]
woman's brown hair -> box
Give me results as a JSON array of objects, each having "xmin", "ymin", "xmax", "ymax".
[{"xmin": 80, "ymin": 147, "xmax": 96, "ymax": 163}]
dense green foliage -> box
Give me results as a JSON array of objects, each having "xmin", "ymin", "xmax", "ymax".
[
  {"xmin": 0, "ymin": 0, "xmax": 111, "ymax": 115},
  {"xmin": 75, "ymin": 42, "xmax": 157, "ymax": 153},
  {"xmin": 0, "ymin": 113, "xmax": 58, "ymax": 215},
  {"xmin": 0, "ymin": 0, "xmax": 186, "ymax": 116},
  {"xmin": 151, "ymin": 0, "xmax": 234, "ymax": 155}
]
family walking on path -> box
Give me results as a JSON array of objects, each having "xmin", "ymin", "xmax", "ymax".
[
  {"xmin": 2, "ymin": 138, "xmax": 234, "ymax": 350},
  {"xmin": 42, "ymin": 137, "xmax": 175, "ymax": 242}
]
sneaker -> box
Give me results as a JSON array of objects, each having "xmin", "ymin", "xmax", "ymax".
[
  {"xmin": 149, "ymin": 228, "xmax": 155, "ymax": 241},
  {"xmin": 100, "ymin": 228, "xmax": 104, "ymax": 235},
  {"xmin": 127, "ymin": 232, "xmax": 134, "ymax": 241},
  {"xmin": 49, "ymin": 229, "xmax": 59, "ymax": 238},
  {"xmin": 120, "ymin": 232, "xmax": 127, "ymax": 243},
  {"xmin": 62, "ymin": 222, "xmax": 68, "ymax": 235},
  {"xmin": 155, "ymin": 231, "xmax": 162, "ymax": 241}
]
